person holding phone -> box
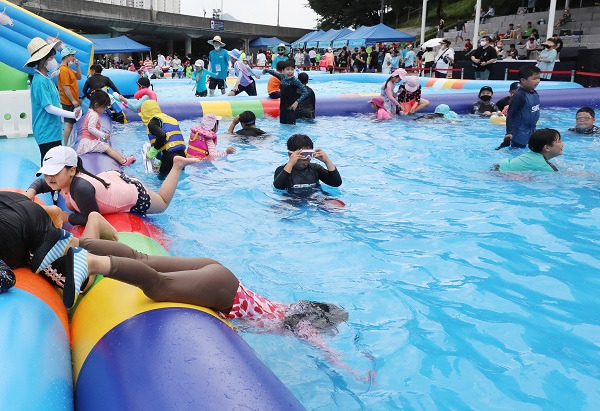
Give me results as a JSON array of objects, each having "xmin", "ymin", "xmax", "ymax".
[{"xmin": 273, "ymin": 134, "xmax": 342, "ymax": 191}]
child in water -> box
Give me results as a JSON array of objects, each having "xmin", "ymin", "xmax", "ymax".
[
  {"xmin": 227, "ymin": 110, "xmax": 267, "ymax": 137},
  {"xmin": 369, "ymin": 96, "xmax": 392, "ymax": 120},
  {"xmin": 568, "ymin": 107, "xmax": 599, "ymax": 135},
  {"xmin": 380, "ymin": 68, "xmax": 406, "ymax": 116},
  {"xmin": 263, "ymin": 60, "xmax": 308, "ymax": 125},
  {"xmin": 296, "ymin": 72, "xmax": 316, "ymax": 120},
  {"xmin": 191, "ymin": 59, "xmax": 217, "ymax": 97},
  {"xmin": 267, "ymin": 60, "xmax": 285, "ymax": 99},
  {"xmin": 118, "ymin": 77, "xmax": 157, "ymax": 111},
  {"xmin": 396, "ymin": 75, "xmax": 430, "ymax": 115},
  {"xmin": 76, "ymin": 90, "xmax": 136, "ymax": 166},
  {"xmin": 273, "ymin": 134, "xmax": 342, "ymax": 191},
  {"xmin": 471, "ymin": 86, "xmax": 501, "ymax": 116},
  {"xmin": 186, "ymin": 114, "xmax": 236, "ymax": 159},
  {"xmin": 497, "ymin": 65, "xmax": 541, "ymax": 149},
  {"xmin": 496, "ymin": 128, "xmax": 563, "ymax": 172}
]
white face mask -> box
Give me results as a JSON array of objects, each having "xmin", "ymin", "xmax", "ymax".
[
  {"xmin": 480, "ymin": 40, "xmax": 487, "ymax": 47},
  {"xmin": 45, "ymin": 58, "xmax": 58, "ymax": 72}
]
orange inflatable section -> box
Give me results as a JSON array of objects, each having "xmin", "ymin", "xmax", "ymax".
[{"xmin": 14, "ymin": 268, "xmax": 70, "ymax": 340}]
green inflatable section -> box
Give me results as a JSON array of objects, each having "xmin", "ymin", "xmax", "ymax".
[{"xmin": 0, "ymin": 62, "xmax": 28, "ymax": 91}]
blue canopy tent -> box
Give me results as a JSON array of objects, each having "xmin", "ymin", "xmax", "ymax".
[
  {"xmin": 316, "ymin": 27, "xmax": 353, "ymax": 49},
  {"xmin": 291, "ymin": 31, "xmax": 317, "ymax": 49},
  {"xmin": 89, "ymin": 36, "xmax": 150, "ymax": 54},
  {"xmin": 336, "ymin": 26, "xmax": 373, "ymax": 48},
  {"xmin": 249, "ymin": 37, "xmax": 290, "ymax": 48},
  {"xmin": 342, "ymin": 24, "xmax": 415, "ymax": 46},
  {"xmin": 301, "ymin": 30, "xmax": 326, "ymax": 49}
]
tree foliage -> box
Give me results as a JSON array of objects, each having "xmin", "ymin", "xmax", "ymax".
[{"xmin": 307, "ymin": 0, "xmax": 531, "ymax": 30}]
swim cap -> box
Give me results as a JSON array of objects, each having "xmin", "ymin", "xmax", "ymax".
[
  {"xmin": 194, "ymin": 59, "xmax": 204, "ymax": 68},
  {"xmin": 403, "ymin": 76, "xmax": 420, "ymax": 92}
]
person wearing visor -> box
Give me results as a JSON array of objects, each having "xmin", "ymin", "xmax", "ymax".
[
  {"xmin": 271, "ymin": 43, "xmax": 288, "ymax": 69},
  {"xmin": 207, "ymin": 35, "xmax": 229, "ymax": 96},
  {"xmin": 25, "ymin": 37, "xmax": 82, "ymax": 161}
]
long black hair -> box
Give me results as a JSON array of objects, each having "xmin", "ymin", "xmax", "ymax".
[{"xmin": 75, "ymin": 157, "xmax": 110, "ymax": 188}]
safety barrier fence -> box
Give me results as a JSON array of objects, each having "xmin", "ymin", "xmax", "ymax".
[{"xmin": 504, "ymin": 68, "xmax": 600, "ymax": 81}]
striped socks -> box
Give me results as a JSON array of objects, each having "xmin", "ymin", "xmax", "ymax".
[{"xmin": 32, "ymin": 229, "xmax": 74, "ymax": 274}]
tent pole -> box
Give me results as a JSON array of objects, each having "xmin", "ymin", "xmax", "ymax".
[
  {"xmin": 547, "ymin": 0, "xmax": 557, "ymax": 40},
  {"xmin": 420, "ymin": 0, "xmax": 427, "ymax": 46},
  {"xmin": 473, "ymin": 0, "xmax": 482, "ymax": 47}
]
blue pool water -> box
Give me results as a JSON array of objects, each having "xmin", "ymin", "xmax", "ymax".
[{"xmin": 104, "ymin": 107, "xmax": 600, "ymax": 410}]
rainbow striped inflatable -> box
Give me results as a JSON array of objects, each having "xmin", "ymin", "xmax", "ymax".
[{"xmin": 0, "ymin": 152, "xmax": 303, "ymax": 409}]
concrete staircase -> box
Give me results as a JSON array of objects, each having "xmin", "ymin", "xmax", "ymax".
[{"xmin": 441, "ymin": 6, "xmax": 600, "ymax": 51}]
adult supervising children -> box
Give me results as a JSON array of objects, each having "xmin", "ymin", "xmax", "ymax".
[
  {"xmin": 471, "ymin": 36, "xmax": 497, "ymax": 80},
  {"xmin": 25, "ymin": 37, "xmax": 82, "ymax": 162},
  {"xmin": 57, "ymin": 46, "xmax": 82, "ymax": 144},
  {"xmin": 207, "ymin": 36, "xmax": 229, "ymax": 96},
  {"xmin": 497, "ymin": 65, "xmax": 541, "ymax": 149}
]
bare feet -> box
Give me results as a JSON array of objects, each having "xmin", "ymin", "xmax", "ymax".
[{"xmin": 173, "ymin": 156, "xmax": 201, "ymax": 168}]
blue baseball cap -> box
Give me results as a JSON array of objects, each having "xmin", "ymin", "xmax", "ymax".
[{"xmin": 60, "ymin": 47, "xmax": 76, "ymax": 59}]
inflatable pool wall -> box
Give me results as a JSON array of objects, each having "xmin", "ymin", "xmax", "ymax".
[
  {"xmin": 0, "ymin": 155, "xmax": 72, "ymax": 410},
  {"xmin": 0, "ymin": 0, "xmax": 93, "ymax": 90},
  {"xmin": 123, "ymin": 86, "xmax": 600, "ymax": 122}
]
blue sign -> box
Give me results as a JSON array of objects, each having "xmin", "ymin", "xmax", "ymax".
[
  {"xmin": 306, "ymin": 41, "xmax": 318, "ymax": 48},
  {"xmin": 292, "ymin": 42, "xmax": 304, "ymax": 49},
  {"xmin": 318, "ymin": 41, "xmax": 332, "ymax": 48},
  {"xmin": 210, "ymin": 19, "xmax": 225, "ymax": 31},
  {"xmin": 348, "ymin": 39, "xmax": 365, "ymax": 48},
  {"xmin": 332, "ymin": 40, "xmax": 347, "ymax": 49}
]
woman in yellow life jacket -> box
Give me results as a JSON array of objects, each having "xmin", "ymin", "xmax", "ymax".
[{"xmin": 140, "ymin": 100, "xmax": 187, "ymax": 179}]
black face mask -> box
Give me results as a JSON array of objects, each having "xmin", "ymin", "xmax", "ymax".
[{"xmin": 480, "ymin": 95, "xmax": 492, "ymax": 102}]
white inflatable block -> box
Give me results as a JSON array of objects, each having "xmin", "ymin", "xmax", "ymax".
[{"xmin": 0, "ymin": 90, "xmax": 32, "ymax": 138}]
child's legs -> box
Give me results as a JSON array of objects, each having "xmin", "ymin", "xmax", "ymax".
[
  {"xmin": 415, "ymin": 98, "xmax": 430, "ymax": 113},
  {"xmin": 147, "ymin": 152, "xmax": 197, "ymax": 214},
  {"xmin": 105, "ymin": 146, "xmax": 126, "ymax": 164},
  {"xmin": 88, "ymin": 250, "xmax": 239, "ymax": 312}
]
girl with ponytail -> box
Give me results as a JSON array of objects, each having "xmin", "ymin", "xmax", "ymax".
[{"xmin": 26, "ymin": 146, "xmax": 199, "ymax": 226}]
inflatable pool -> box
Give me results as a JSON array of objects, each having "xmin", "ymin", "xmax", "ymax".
[
  {"xmin": 0, "ymin": 151, "xmax": 304, "ymax": 409},
  {"xmin": 121, "ymin": 86, "xmax": 600, "ymax": 121}
]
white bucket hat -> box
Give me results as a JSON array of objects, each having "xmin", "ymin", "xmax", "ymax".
[
  {"xmin": 208, "ymin": 35, "xmax": 226, "ymax": 47},
  {"xmin": 25, "ymin": 37, "xmax": 58, "ymax": 66}
]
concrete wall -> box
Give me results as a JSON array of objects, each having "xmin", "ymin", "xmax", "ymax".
[{"xmin": 8, "ymin": 0, "xmax": 310, "ymax": 43}]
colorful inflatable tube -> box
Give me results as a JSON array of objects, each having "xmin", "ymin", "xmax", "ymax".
[
  {"xmin": 123, "ymin": 87, "xmax": 600, "ymax": 121},
  {"xmin": 0, "ymin": 0, "xmax": 93, "ymax": 88},
  {"xmin": 0, "ymin": 155, "xmax": 72, "ymax": 410},
  {"xmin": 70, "ymin": 153, "xmax": 303, "ymax": 409},
  {"xmin": 71, "ymin": 231, "xmax": 304, "ymax": 410}
]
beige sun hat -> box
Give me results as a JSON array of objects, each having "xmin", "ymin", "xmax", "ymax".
[
  {"xmin": 207, "ymin": 35, "xmax": 226, "ymax": 46},
  {"xmin": 24, "ymin": 37, "xmax": 58, "ymax": 66}
]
